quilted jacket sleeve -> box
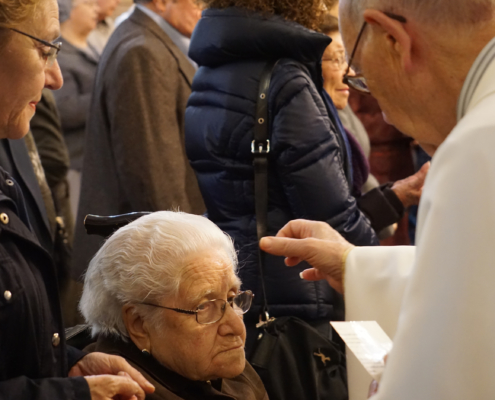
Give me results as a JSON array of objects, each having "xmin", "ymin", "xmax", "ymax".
[{"xmin": 269, "ymin": 62, "xmax": 378, "ymax": 246}]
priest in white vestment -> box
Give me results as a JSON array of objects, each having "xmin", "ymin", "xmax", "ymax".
[{"xmin": 260, "ymin": 0, "xmax": 495, "ymax": 399}]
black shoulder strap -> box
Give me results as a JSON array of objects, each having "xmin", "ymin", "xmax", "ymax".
[{"xmin": 253, "ymin": 60, "xmax": 279, "ymax": 321}]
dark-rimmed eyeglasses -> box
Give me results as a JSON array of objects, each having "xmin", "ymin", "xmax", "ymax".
[
  {"xmin": 10, "ymin": 28, "xmax": 62, "ymax": 67},
  {"xmin": 343, "ymin": 12, "xmax": 407, "ymax": 94},
  {"xmin": 140, "ymin": 290, "xmax": 254, "ymax": 325}
]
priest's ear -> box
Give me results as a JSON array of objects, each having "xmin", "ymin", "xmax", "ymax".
[{"xmin": 363, "ymin": 10, "xmax": 415, "ymax": 73}]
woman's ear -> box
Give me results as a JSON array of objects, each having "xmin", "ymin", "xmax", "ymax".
[
  {"xmin": 122, "ymin": 304, "xmax": 151, "ymax": 351},
  {"xmin": 363, "ymin": 9, "xmax": 414, "ymax": 73}
]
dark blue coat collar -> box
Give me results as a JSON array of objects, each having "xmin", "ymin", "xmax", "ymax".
[{"xmin": 189, "ymin": 7, "xmax": 331, "ymax": 67}]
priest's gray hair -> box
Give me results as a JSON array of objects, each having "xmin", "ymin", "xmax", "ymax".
[
  {"xmin": 79, "ymin": 211, "xmax": 238, "ymax": 339},
  {"xmin": 341, "ymin": 0, "xmax": 495, "ymax": 28}
]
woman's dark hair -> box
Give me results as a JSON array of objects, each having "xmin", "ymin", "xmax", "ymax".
[
  {"xmin": 200, "ymin": 0, "xmax": 328, "ymax": 31},
  {"xmin": 319, "ymin": 13, "xmax": 339, "ymax": 35}
]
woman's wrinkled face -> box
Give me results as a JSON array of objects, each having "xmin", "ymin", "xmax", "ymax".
[
  {"xmin": 0, "ymin": 0, "xmax": 63, "ymax": 140},
  {"xmin": 322, "ymin": 32, "xmax": 350, "ymax": 110},
  {"xmin": 147, "ymin": 249, "xmax": 246, "ymax": 381}
]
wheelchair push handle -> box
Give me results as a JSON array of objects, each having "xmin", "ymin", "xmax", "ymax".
[{"xmin": 84, "ymin": 212, "xmax": 151, "ymax": 237}]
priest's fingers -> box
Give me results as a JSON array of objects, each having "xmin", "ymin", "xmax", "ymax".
[
  {"xmin": 274, "ymin": 219, "xmax": 344, "ymax": 242},
  {"xmin": 300, "ymin": 268, "xmax": 327, "ymax": 281},
  {"xmin": 284, "ymin": 256, "xmax": 302, "ymax": 266},
  {"xmin": 300, "ymin": 269, "xmax": 344, "ymax": 293},
  {"xmin": 260, "ymin": 236, "xmax": 347, "ymax": 278}
]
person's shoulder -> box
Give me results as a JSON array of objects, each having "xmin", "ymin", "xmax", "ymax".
[{"xmin": 269, "ymin": 59, "xmax": 318, "ymax": 103}]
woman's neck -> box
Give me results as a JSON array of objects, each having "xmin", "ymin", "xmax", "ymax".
[{"xmin": 61, "ymin": 21, "xmax": 91, "ymax": 49}]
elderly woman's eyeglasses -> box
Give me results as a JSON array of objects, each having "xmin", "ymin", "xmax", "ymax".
[
  {"xmin": 343, "ymin": 12, "xmax": 407, "ymax": 95},
  {"xmin": 322, "ymin": 54, "xmax": 347, "ymax": 72},
  {"xmin": 10, "ymin": 28, "xmax": 62, "ymax": 67},
  {"xmin": 141, "ymin": 290, "xmax": 254, "ymax": 325}
]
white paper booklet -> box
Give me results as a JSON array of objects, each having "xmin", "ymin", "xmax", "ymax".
[{"xmin": 331, "ymin": 321, "xmax": 393, "ymax": 381}]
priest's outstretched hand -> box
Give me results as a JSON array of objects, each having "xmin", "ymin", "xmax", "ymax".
[{"xmin": 259, "ymin": 220, "xmax": 354, "ymax": 294}]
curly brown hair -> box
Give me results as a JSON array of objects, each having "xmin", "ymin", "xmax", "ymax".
[
  {"xmin": 0, "ymin": 0, "xmax": 39, "ymax": 29},
  {"xmin": 199, "ymin": 0, "xmax": 333, "ymax": 31}
]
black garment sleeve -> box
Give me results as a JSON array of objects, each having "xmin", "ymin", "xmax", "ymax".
[
  {"xmin": 67, "ymin": 345, "xmax": 87, "ymax": 372},
  {"xmin": 357, "ymin": 183, "xmax": 405, "ymax": 233},
  {"xmin": 0, "ymin": 376, "xmax": 90, "ymax": 400}
]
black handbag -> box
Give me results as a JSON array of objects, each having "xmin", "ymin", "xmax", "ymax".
[{"xmin": 249, "ymin": 60, "xmax": 348, "ymax": 400}]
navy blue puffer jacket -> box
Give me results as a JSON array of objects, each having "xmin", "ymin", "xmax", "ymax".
[{"xmin": 186, "ymin": 8, "xmax": 378, "ymax": 338}]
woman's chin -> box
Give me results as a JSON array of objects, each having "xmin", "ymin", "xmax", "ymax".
[{"xmin": 208, "ymin": 350, "xmax": 246, "ymax": 380}]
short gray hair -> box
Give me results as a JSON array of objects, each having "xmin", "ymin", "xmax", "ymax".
[
  {"xmin": 341, "ymin": 0, "xmax": 495, "ymax": 28},
  {"xmin": 79, "ymin": 211, "xmax": 238, "ymax": 339}
]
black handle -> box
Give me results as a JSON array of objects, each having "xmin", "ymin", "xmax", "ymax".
[{"xmin": 84, "ymin": 212, "xmax": 151, "ymax": 237}]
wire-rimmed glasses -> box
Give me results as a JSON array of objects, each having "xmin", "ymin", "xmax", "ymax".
[
  {"xmin": 322, "ymin": 53, "xmax": 348, "ymax": 72},
  {"xmin": 141, "ymin": 290, "xmax": 254, "ymax": 325},
  {"xmin": 343, "ymin": 12, "xmax": 407, "ymax": 94},
  {"xmin": 10, "ymin": 28, "xmax": 62, "ymax": 67}
]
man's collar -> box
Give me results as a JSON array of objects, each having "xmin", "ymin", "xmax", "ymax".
[
  {"xmin": 135, "ymin": 3, "xmax": 194, "ymax": 66},
  {"xmin": 457, "ymin": 36, "xmax": 495, "ymax": 121}
]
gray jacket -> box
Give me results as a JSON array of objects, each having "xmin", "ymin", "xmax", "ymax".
[
  {"xmin": 72, "ymin": 8, "xmax": 205, "ymax": 279},
  {"xmin": 53, "ymin": 38, "xmax": 98, "ymax": 171}
]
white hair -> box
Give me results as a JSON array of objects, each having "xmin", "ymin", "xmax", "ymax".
[
  {"xmin": 79, "ymin": 211, "xmax": 238, "ymax": 339},
  {"xmin": 341, "ymin": 0, "xmax": 495, "ymax": 28}
]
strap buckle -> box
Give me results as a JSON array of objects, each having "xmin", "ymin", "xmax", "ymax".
[
  {"xmin": 256, "ymin": 312, "xmax": 275, "ymax": 328},
  {"xmin": 251, "ymin": 140, "xmax": 270, "ymax": 154}
]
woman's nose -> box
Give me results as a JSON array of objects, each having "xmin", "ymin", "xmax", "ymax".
[
  {"xmin": 45, "ymin": 60, "xmax": 63, "ymax": 90},
  {"xmin": 218, "ymin": 303, "xmax": 246, "ymax": 336}
]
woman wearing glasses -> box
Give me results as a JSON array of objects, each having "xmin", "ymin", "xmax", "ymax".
[
  {"xmin": 80, "ymin": 211, "xmax": 268, "ymax": 400},
  {"xmin": 320, "ymin": 14, "xmax": 429, "ymax": 238},
  {"xmin": 0, "ymin": 0, "xmax": 155, "ymax": 399}
]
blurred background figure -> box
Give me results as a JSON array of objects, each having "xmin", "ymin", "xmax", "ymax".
[
  {"xmin": 54, "ymin": 0, "xmax": 99, "ymax": 220},
  {"xmin": 72, "ymin": 0, "xmax": 205, "ymax": 283},
  {"xmin": 319, "ymin": 14, "xmax": 397, "ymax": 239},
  {"xmin": 87, "ymin": 0, "xmax": 121, "ymax": 55},
  {"xmin": 29, "ymin": 88, "xmax": 80, "ymax": 326},
  {"xmin": 322, "ymin": 0, "xmax": 420, "ymax": 245}
]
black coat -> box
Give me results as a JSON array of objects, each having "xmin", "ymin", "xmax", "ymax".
[
  {"xmin": 86, "ymin": 335, "xmax": 268, "ymax": 400},
  {"xmin": 185, "ymin": 8, "xmax": 378, "ymax": 337},
  {"xmin": 0, "ymin": 166, "xmax": 89, "ymax": 399}
]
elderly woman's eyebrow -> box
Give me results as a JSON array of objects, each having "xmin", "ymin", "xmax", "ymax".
[{"xmin": 45, "ymin": 28, "xmax": 61, "ymax": 42}]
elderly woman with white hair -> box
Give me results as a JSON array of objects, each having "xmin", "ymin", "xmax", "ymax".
[{"xmin": 80, "ymin": 211, "xmax": 268, "ymax": 400}]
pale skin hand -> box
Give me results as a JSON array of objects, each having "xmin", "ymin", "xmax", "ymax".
[
  {"xmin": 368, "ymin": 355, "xmax": 388, "ymax": 398},
  {"xmin": 259, "ymin": 220, "xmax": 353, "ymax": 293},
  {"xmin": 391, "ymin": 162, "xmax": 430, "ymax": 208},
  {"xmin": 69, "ymin": 352, "xmax": 155, "ymax": 400}
]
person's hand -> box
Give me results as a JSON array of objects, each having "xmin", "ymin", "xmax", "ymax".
[
  {"xmin": 70, "ymin": 352, "xmax": 155, "ymax": 396},
  {"xmin": 367, "ymin": 354, "xmax": 388, "ymax": 398},
  {"xmin": 368, "ymin": 379, "xmax": 379, "ymax": 398},
  {"xmin": 391, "ymin": 162, "xmax": 430, "ymax": 208},
  {"xmin": 259, "ymin": 220, "xmax": 353, "ymax": 293},
  {"xmin": 84, "ymin": 372, "xmax": 146, "ymax": 400}
]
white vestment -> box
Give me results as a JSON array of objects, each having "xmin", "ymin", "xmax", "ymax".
[{"xmin": 344, "ymin": 37, "xmax": 495, "ymax": 400}]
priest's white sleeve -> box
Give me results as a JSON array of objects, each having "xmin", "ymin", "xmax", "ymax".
[
  {"xmin": 345, "ymin": 246, "xmax": 416, "ymax": 400},
  {"xmin": 361, "ymin": 106, "xmax": 495, "ymax": 399}
]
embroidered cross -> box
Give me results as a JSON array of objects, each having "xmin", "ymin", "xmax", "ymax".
[{"xmin": 314, "ymin": 348, "xmax": 331, "ymax": 366}]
